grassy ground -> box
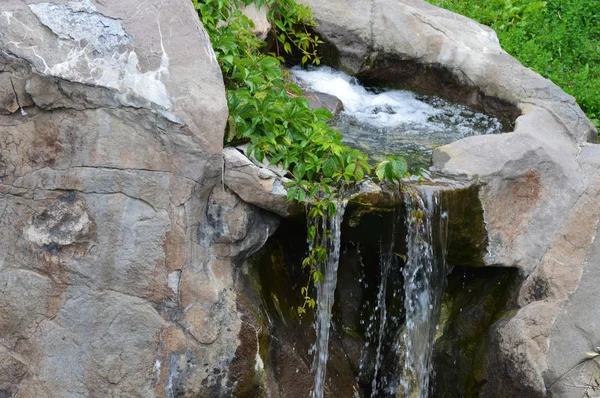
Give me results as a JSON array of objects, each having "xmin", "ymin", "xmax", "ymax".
[{"xmin": 427, "ymin": 0, "xmax": 600, "ymax": 131}]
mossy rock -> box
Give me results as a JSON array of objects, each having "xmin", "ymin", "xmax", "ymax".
[{"xmin": 431, "ymin": 266, "xmax": 520, "ymax": 397}]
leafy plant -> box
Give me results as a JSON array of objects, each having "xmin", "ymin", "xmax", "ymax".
[
  {"xmin": 375, "ymin": 156, "xmax": 409, "ymax": 185},
  {"xmin": 193, "ymin": 0, "xmax": 407, "ymax": 315}
]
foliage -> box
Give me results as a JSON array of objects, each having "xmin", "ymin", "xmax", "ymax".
[
  {"xmin": 375, "ymin": 157, "xmax": 408, "ymax": 185},
  {"xmin": 581, "ymin": 348, "xmax": 600, "ymax": 397},
  {"xmin": 193, "ymin": 0, "xmax": 407, "ymax": 315},
  {"xmin": 427, "ymin": 0, "xmax": 600, "ymax": 133}
]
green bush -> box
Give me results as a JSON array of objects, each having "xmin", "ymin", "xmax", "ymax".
[
  {"xmin": 193, "ymin": 0, "xmax": 408, "ymax": 314},
  {"xmin": 427, "ymin": 0, "xmax": 600, "ymax": 131}
]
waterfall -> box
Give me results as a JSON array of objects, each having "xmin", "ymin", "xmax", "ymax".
[
  {"xmin": 399, "ymin": 189, "xmax": 448, "ymax": 397},
  {"xmin": 359, "ymin": 201, "xmax": 403, "ymax": 397},
  {"xmin": 309, "ymin": 189, "xmax": 447, "ymax": 398},
  {"xmin": 312, "ymin": 199, "xmax": 348, "ymax": 398}
]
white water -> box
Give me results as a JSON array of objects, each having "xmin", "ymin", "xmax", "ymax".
[
  {"xmin": 400, "ymin": 190, "xmax": 448, "ymax": 397},
  {"xmin": 290, "ymin": 66, "xmax": 503, "ymax": 168},
  {"xmin": 312, "ymin": 199, "xmax": 348, "ymax": 398}
]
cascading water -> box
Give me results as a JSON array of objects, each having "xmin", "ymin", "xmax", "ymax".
[
  {"xmin": 312, "ymin": 199, "xmax": 348, "ymax": 398},
  {"xmin": 355, "ymin": 189, "xmax": 447, "ymax": 398},
  {"xmin": 291, "ymin": 65, "xmax": 480, "ymax": 397},
  {"xmin": 399, "ymin": 190, "xmax": 448, "ymax": 397}
]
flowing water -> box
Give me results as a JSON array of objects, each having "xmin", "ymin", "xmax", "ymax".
[
  {"xmin": 399, "ymin": 190, "xmax": 448, "ymax": 397},
  {"xmin": 312, "ymin": 199, "xmax": 349, "ymax": 398},
  {"xmin": 289, "ymin": 66, "xmax": 504, "ymax": 171},
  {"xmin": 354, "ymin": 189, "xmax": 448, "ymax": 397}
]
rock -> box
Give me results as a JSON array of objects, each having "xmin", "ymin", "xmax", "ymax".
[
  {"xmin": 223, "ymin": 147, "xmax": 302, "ymax": 217},
  {"xmin": 240, "ymin": 2, "xmax": 271, "ymax": 40},
  {"xmin": 177, "ymin": 186, "xmax": 278, "ymax": 396},
  {"xmin": 300, "ymin": 0, "xmax": 596, "ymax": 268},
  {"xmin": 237, "ymin": 221, "xmax": 362, "ymax": 398},
  {"xmin": 300, "ymin": 0, "xmax": 596, "ymax": 142},
  {"xmin": 0, "ymin": 0, "xmax": 278, "ymax": 396},
  {"xmin": 304, "ymin": 90, "xmax": 344, "ymax": 116},
  {"xmin": 0, "ymin": 72, "xmax": 32, "ymax": 114},
  {"xmin": 431, "ymin": 266, "xmax": 520, "ymax": 397}
]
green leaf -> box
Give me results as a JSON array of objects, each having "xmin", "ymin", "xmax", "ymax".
[
  {"xmin": 302, "ymin": 257, "xmax": 312, "ymax": 268},
  {"xmin": 390, "ymin": 156, "xmax": 408, "ymax": 179},
  {"xmin": 274, "ymin": 20, "xmax": 286, "ymax": 31},
  {"xmin": 307, "ymin": 225, "xmax": 316, "ymax": 241},
  {"xmin": 375, "ymin": 161, "xmax": 388, "ymax": 181},
  {"xmin": 297, "ymin": 187, "xmax": 306, "ymax": 202},
  {"xmin": 322, "ymin": 157, "xmax": 338, "ymax": 177},
  {"xmin": 254, "ymin": 148, "xmax": 265, "ymax": 163},
  {"xmin": 286, "ymin": 186, "xmax": 297, "ymax": 202},
  {"xmin": 354, "ymin": 165, "xmax": 365, "ymax": 181},
  {"xmin": 293, "ymin": 162, "xmax": 306, "ymax": 179}
]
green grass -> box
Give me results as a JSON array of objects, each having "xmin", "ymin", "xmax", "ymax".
[{"xmin": 427, "ymin": 0, "xmax": 600, "ymax": 132}]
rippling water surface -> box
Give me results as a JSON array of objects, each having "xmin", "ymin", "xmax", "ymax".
[{"xmin": 290, "ymin": 66, "xmax": 504, "ymax": 170}]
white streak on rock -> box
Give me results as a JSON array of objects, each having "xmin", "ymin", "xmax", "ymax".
[{"xmin": 28, "ymin": 2, "xmax": 172, "ymax": 109}]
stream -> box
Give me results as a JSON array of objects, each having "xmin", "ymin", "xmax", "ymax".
[
  {"xmin": 288, "ymin": 67, "xmax": 492, "ymax": 397},
  {"xmin": 290, "ymin": 66, "xmax": 504, "ymax": 171}
]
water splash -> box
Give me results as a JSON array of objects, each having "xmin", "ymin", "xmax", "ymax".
[
  {"xmin": 289, "ymin": 66, "xmax": 504, "ymax": 170},
  {"xmin": 399, "ymin": 189, "xmax": 448, "ymax": 397},
  {"xmin": 312, "ymin": 199, "xmax": 348, "ymax": 398}
]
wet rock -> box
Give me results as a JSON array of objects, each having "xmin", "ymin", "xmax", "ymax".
[
  {"xmin": 304, "ymin": 90, "xmax": 345, "ymax": 116},
  {"xmin": 431, "ymin": 267, "xmax": 520, "ymax": 397},
  {"xmin": 239, "ymin": 221, "xmax": 361, "ymax": 398}
]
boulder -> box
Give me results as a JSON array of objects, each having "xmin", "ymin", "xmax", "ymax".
[
  {"xmin": 0, "ymin": 0, "xmax": 274, "ymax": 396},
  {"xmin": 304, "ymin": 90, "xmax": 345, "ymax": 116},
  {"xmin": 299, "ymin": 0, "xmax": 600, "ymax": 396}
]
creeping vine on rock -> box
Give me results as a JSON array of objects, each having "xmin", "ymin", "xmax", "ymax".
[{"xmin": 193, "ymin": 0, "xmax": 409, "ymax": 315}]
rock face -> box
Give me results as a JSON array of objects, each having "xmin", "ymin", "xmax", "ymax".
[
  {"xmin": 299, "ymin": 0, "xmax": 600, "ymax": 396},
  {"xmin": 0, "ymin": 1, "xmax": 277, "ymax": 396}
]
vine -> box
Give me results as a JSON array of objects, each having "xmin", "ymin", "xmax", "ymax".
[{"xmin": 193, "ymin": 0, "xmax": 408, "ymax": 315}]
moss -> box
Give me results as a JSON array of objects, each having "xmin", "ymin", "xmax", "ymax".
[
  {"xmin": 346, "ymin": 204, "xmax": 394, "ymax": 228},
  {"xmin": 342, "ymin": 326, "xmax": 361, "ymax": 339},
  {"xmin": 443, "ymin": 184, "xmax": 488, "ymax": 268}
]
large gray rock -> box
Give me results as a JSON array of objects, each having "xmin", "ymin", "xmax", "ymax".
[
  {"xmin": 299, "ymin": 0, "xmax": 600, "ymax": 396},
  {"xmin": 0, "ymin": 0, "xmax": 274, "ymax": 396}
]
